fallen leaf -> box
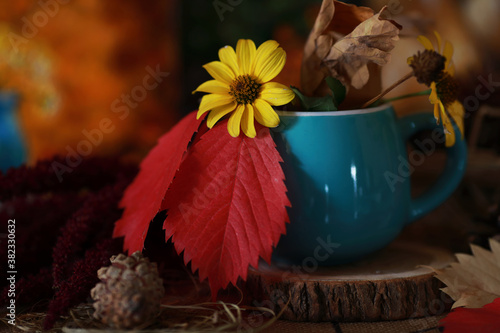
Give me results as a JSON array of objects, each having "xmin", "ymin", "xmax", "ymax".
[
  {"xmin": 113, "ymin": 111, "xmax": 203, "ymax": 253},
  {"xmin": 301, "ymin": 0, "xmax": 374, "ymax": 96},
  {"xmin": 322, "ymin": 6, "xmax": 401, "ymax": 90},
  {"xmin": 433, "ymin": 239, "xmax": 500, "ymax": 309},
  {"xmin": 439, "ymin": 297, "xmax": 500, "ymax": 333},
  {"xmin": 161, "ymin": 121, "xmax": 289, "ymax": 297}
]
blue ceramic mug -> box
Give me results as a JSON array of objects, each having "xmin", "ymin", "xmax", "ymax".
[{"xmin": 271, "ymin": 104, "xmax": 467, "ymax": 265}]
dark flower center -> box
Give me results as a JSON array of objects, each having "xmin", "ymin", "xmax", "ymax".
[
  {"xmin": 436, "ymin": 72, "xmax": 459, "ymax": 107},
  {"xmin": 229, "ymin": 75, "xmax": 261, "ymax": 104},
  {"xmin": 409, "ymin": 50, "xmax": 446, "ymax": 86}
]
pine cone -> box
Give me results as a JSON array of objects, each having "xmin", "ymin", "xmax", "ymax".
[{"xmin": 91, "ymin": 251, "xmax": 165, "ymax": 329}]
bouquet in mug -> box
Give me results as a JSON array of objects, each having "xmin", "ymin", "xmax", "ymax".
[{"xmin": 113, "ymin": 0, "xmax": 465, "ymax": 298}]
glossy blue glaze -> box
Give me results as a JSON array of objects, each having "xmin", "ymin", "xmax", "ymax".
[
  {"xmin": 0, "ymin": 92, "xmax": 27, "ymax": 172},
  {"xmin": 271, "ymin": 104, "xmax": 467, "ymax": 265}
]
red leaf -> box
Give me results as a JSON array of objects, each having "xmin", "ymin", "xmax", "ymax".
[
  {"xmin": 440, "ymin": 298, "xmax": 500, "ymax": 333},
  {"xmin": 113, "ymin": 112, "xmax": 203, "ymax": 253},
  {"xmin": 161, "ymin": 121, "xmax": 289, "ymax": 296}
]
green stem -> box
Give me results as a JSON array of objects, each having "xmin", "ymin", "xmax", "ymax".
[{"xmin": 378, "ymin": 89, "xmax": 432, "ymax": 105}]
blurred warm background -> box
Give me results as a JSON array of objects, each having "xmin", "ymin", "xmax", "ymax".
[
  {"xmin": 1, "ymin": 0, "xmax": 499, "ymax": 169},
  {"xmin": 0, "ymin": 0, "xmax": 181, "ymax": 167}
]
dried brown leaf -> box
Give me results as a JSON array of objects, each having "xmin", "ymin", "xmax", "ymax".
[
  {"xmin": 300, "ymin": 0, "xmax": 374, "ymax": 96},
  {"xmin": 434, "ymin": 239, "xmax": 500, "ymax": 309},
  {"xmin": 322, "ymin": 6, "xmax": 402, "ymax": 90}
]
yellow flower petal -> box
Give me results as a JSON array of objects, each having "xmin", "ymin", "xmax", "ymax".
[
  {"xmin": 206, "ymin": 102, "xmax": 236, "ymax": 128},
  {"xmin": 254, "ymin": 44, "xmax": 285, "ymax": 83},
  {"xmin": 197, "ymin": 93, "xmax": 235, "ymax": 119},
  {"xmin": 433, "ymin": 31, "xmax": 442, "ymax": 52},
  {"xmin": 448, "ymin": 63, "xmax": 456, "ymax": 76},
  {"xmin": 253, "ymin": 99, "xmax": 280, "ymax": 128},
  {"xmin": 218, "ymin": 45, "xmax": 240, "ymax": 77},
  {"xmin": 236, "ymin": 39, "xmax": 256, "ymax": 75},
  {"xmin": 429, "ymin": 82, "xmax": 440, "ymax": 104},
  {"xmin": 260, "ymin": 82, "xmax": 295, "ymax": 106},
  {"xmin": 443, "ymin": 41, "xmax": 454, "ymax": 72},
  {"xmin": 228, "ymin": 104, "xmax": 245, "ymax": 137},
  {"xmin": 417, "ymin": 35, "xmax": 434, "ymax": 51},
  {"xmin": 440, "ymin": 103, "xmax": 456, "ymax": 147},
  {"xmin": 407, "ymin": 56, "xmax": 414, "ymax": 65},
  {"xmin": 448, "ymin": 101, "xmax": 465, "ymax": 139},
  {"xmin": 254, "ymin": 40, "xmax": 279, "ymax": 59},
  {"xmin": 433, "ymin": 103, "xmax": 440, "ymax": 124},
  {"xmin": 241, "ymin": 104, "xmax": 256, "ymax": 138},
  {"xmin": 193, "ymin": 80, "xmax": 229, "ymax": 95},
  {"xmin": 203, "ymin": 61, "xmax": 235, "ymax": 85}
]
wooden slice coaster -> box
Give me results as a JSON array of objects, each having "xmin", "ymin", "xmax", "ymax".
[{"xmin": 245, "ymin": 241, "xmax": 455, "ymax": 322}]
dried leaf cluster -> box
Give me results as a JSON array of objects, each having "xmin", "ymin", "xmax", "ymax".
[
  {"xmin": 434, "ymin": 239, "xmax": 500, "ymax": 309},
  {"xmin": 301, "ymin": 0, "xmax": 401, "ymax": 103}
]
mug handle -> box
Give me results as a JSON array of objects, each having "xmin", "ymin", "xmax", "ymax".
[{"xmin": 397, "ymin": 112, "xmax": 467, "ymax": 224}]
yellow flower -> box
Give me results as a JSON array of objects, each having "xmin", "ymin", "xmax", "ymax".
[
  {"xmin": 413, "ymin": 31, "xmax": 464, "ymax": 147},
  {"xmin": 194, "ymin": 39, "xmax": 295, "ymax": 138}
]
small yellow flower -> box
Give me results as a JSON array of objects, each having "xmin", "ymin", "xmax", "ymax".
[
  {"xmin": 194, "ymin": 39, "xmax": 295, "ymax": 138},
  {"xmin": 411, "ymin": 31, "xmax": 464, "ymax": 147}
]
